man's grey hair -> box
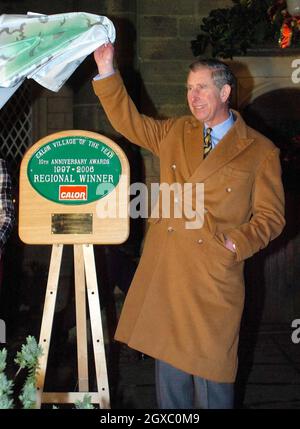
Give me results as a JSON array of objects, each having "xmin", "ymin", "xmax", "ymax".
[{"xmin": 189, "ymin": 59, "xmax": 236, "ymax": 93}]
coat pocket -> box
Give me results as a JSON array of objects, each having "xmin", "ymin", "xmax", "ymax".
[
  {"xmin": 222, "ymin": 165, "xmax": 251, "ymax": 179},
  {"xmin": 209, "ymin": 232, "xmax": 237, "ymax": 264}
]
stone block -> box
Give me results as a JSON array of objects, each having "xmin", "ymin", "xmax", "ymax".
[
  {"xmin": 47, "ymin": 112, "xmax": 66, "ymax": 130},
  {"xmin": 73, "ymin": 0, "xmax": 107, "ymax": 14},
  {"xmin": 142, "ymin": 82, "xmax": 186, "ymax": 106},
  {"xmin": 156, "ymin": 104, "xmax": 189, "ymax": 118},
  {"xmin": 64, "ymin": 113, "xmax": 73, "ymax": 129},
  {"xmin": 140, "ymin": 16, "xmax": 177, "ymax": 37},
  {"xmin": 140, "ymin": 60, "xmax": 192, "ymax": 83},
  {"xmin": 179, "ymin": 16, "xmax": 200, "ymax": 39},
  {"xmin": 74, "ymin": 104, "xmax": 121, "ymax": 139},
  {"xmin": 139, "ymin": 0, "xmax": 196, "ymax": 15},
  {"xmin": 106, "ymin": 0, "xmax": 136, "ymax": 14},
  {"xmin": 140, "ymin": 39, "xmax": 195, "ymax": 61},
  {"xmin": 140, "ymin": 61, "xmax": 191, "ymax": 85},
  {"xmin": 2, "ymin": 1, "xmax": 74, "ymax": 15},
  {"xmin": 47, "ymin": 97, "xmax": 73, "ymax": 113},
  {"xmin": 197, "ymin": 0, "xmax": 233, "ymax": 15}
]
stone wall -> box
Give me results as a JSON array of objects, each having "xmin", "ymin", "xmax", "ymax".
[
  {"xmin": 8, "ymin": 0, "xmax": 230, "ymax": 188},
  {"xmin": 0, "ymin": 0, "xmax": 233, "ymax": 135},
  {"xmin": 0, "ymin": 0, "xmax": 233, "ymax": 331}
]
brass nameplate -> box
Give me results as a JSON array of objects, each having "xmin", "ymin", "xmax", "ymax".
[{"xmin": 51, "ymin": 214, "xmax": 92, "ymax": 234}]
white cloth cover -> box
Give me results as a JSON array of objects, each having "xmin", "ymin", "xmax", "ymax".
[{"xmin": 0, "ymin": 11, "xmax": 115, "ymax": 108}]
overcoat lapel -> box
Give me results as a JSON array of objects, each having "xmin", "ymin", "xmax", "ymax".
[
  {"xmin": 190, "ymin": 130, "xmax": 254, "ymax": 183},
  {"xmin": 183, "ymin": 118, "xmax": 204, "ymax": 177},
  {"xmin": 186, "ymin": 111, "xmax": 254, "ymax": 183}
]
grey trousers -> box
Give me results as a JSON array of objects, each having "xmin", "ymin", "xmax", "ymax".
[{"xmin": 155, "ymin": 360, "xmax": 234, "ymax": 409}]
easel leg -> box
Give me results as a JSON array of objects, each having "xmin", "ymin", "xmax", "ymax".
[
  {"xmin": 74, "ymin": 244, "xmax": 89, "ymax": 391},
  {"xmin": 36, "ymin": 244, "xmax": 63, "ymax": 408},
  {"xmin": 83, "ymin": 244, "xmax": 110, "ymax": 409}
]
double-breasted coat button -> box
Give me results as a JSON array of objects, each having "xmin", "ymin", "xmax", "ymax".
[
  {"xmin": 197, "ymin": 239, "xmax": 203, "ymax": 244},
  {"xmin": 226, "ymin": 187, "xmax": 232, "ymax": 193},
  {"xmin": 168, "ymin": 226, "xmax": 174, "ymax": 232},
  {"xmin": 171, "ymin": 164, "xmax": 176, "ymax": 170}
]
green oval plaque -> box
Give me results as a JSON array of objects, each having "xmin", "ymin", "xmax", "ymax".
[{"xmin": 27, "ymin": 135, "xmax": 122, "ymax": 205}]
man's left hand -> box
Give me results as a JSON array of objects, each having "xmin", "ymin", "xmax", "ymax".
[{"xmin": 224, "ymin": 237, "xmax": 236, "ymax": 253}]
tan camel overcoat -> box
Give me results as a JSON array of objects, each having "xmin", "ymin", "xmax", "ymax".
[{"xmin": 93, "ymin": 72, "xmax": 285, "ymax": 382}]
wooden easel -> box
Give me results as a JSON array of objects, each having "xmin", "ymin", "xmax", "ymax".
[
  {"xmin": 35, "ymin": 243, "xmax": 110, "ymax": 409},
  {"xmin": 18, "ymin": 131, "xmax": 130, "ymax": 409}
]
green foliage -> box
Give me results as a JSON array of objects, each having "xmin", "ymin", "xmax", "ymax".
[
  {"xmin": 14, "ymin": 335, "xmax": 43, "ymax": 371},
  {"xmin": 0, "ymin": 373, "xmax": 14, "ymax": 409},
  {"xmin": 0, "ymin": 336, "xmax": 95, "ymax": 409},
  {"xmin": 0, "ymin": 349, "xmax": 14, "ymax": 408},
  {"xmin": 191, "ymin": 0, "xmax": 280, "ymax": 58},
  {"xmin": 19, "ymin": 382, "xmax": 37, "ymax": 409},
  {"xmin": 0, "ymin": 336, "xmax": 42, "ymax": 409},
  {"xmin": 15, "ymin": 336, "xmax": 43, "ymax": 409},
  {"xmin": 0, "ymin": 349, "xmax": 7, "ymax": 372},
  {"xmin": 75, "ymin": 394, "xmax": 95, "ymax": 409}
]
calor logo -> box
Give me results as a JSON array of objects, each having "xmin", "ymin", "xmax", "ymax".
[{"xmin": 59, "ymin": 185, "xmax": 87, "ymax": 201}]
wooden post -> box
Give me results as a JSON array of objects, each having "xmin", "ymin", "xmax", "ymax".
[
  {"xmin": 36, "ymin": 244, "xmax": 63, "ymax": 408},
  {"xmin": 36, "ymin": 244, "xmax": 110, "ymax": 408},
  {"xmin": 83, "ymin": 244, "xmax": 110, "ymax": 409},
  {"xmin": 74, "ymin": 244, "xmax": 89, "ymax": 392}
]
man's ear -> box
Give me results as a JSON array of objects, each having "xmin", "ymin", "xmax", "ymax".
[{"xmin": 220, "ymin": 84, "xmax": 231, "ymax": 103}]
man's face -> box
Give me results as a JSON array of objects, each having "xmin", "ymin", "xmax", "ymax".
[{"xmin": 186, "ymin": 67, "xmax": 230, "ymax": 127}]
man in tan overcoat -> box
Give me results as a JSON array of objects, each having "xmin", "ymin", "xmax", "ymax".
[{"xmin": 92, "ymin": 43, "xmax": 285, "ymax": 409}]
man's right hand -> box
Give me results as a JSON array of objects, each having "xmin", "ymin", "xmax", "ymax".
[{"xmin": 93, "ymin": 42, "xmax": 115, "ymax": 76}]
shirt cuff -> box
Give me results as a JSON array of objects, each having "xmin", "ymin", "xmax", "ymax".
[{"xmin": 93, "ymin": 71, "xmax": 115, "ymax": 81}]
